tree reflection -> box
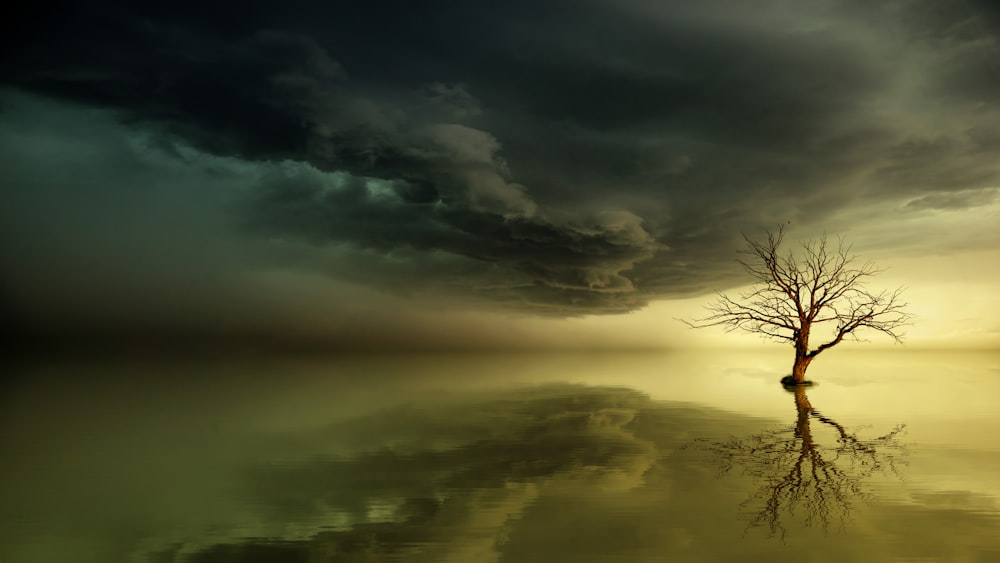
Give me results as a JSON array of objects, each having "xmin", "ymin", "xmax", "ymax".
[{"xmin": 698, "ymin": 386, "xmax": 906, "ymax": 540}]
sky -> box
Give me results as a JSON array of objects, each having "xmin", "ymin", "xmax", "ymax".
[{"xmin": 2, "ymin": 0, "xmax": 999, "ymax": 353}]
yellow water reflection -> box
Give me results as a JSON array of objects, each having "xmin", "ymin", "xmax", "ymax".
[
  {"xmin": 0, "ymin": 350, "xmax": 998, "ymax": 562},
  {"xmin": 693, "ymin": 385, "xmax": 907, "ymax": 539}
]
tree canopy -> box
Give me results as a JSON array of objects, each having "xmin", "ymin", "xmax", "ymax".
[{"xmin": 686, "ymin": 227, "xmax": 911, "ymax": 381}]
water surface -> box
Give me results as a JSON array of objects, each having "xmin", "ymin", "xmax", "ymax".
[{"xmin": 2, "ymin": 350, "xmax": 998, "ymax": 562}]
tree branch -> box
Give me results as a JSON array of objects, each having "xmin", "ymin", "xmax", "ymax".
[{"xmin": 684, "ymin": 227, "xmax": 913, "ymax": 361}]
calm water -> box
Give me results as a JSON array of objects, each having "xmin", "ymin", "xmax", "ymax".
[{"xmin": 2, "ymin": 350, "xmax": 999, "ymax": 562}]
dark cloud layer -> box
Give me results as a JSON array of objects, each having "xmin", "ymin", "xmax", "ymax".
[
  {"xmin": 3, "ymin": 0, "xmax": 1000, "ymax": 340},
  {"xmin": 244, "ymin": 166, "xmax": 657, "ymax": 309}
]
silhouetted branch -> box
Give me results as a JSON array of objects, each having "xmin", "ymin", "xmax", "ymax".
[{"xmin": 683, "ymin": 227, "xmax": 913, "ymax": 381}]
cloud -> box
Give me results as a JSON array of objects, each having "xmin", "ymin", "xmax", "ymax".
[
  {"xmin": 416, "ymin": 82, "xmax": 483, "ymax": 121},
  {"xmin": 0, "ymin": 90, "xmax": 662, "ymax": 357},
  {"xmin": 241, "ymin": 162, "xmax": 658, "ymax": 309},
  {"xmin": 3, "ymin": 0, "xmax": 1000, "ymax": 326},
  {"xmin": 906, "ymin": 187, "xmax": 998, "ymax": 210}
]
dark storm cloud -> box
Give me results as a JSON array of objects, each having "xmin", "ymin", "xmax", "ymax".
[
  {"xmin": 0, "ymin": 90, "xmax": 656, "ymax": 358},
  {"xmin": 3, "ymin": 0, "xmax": 1000, "ymax": 320},
  {"xmin": 243, "ymin": 165, "xmax": 657, "ymax": 311}
]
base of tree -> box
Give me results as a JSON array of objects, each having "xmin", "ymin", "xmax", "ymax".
[{"xmin": 780, "ymin": 375, "xmax": 815, "ymax": 387}]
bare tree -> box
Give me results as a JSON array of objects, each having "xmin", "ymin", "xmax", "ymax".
[
  {"xmin": 685, "ymin": 227, "xmax": 911, "ymax": 383},
  {"xmin": 693, "ymin": 387, "xmax": 907, "ymax": 541}
]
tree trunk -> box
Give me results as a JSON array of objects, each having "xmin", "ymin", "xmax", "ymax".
[
  {"xmin": 790, "ymin": 324, "xmax": 813, "ymax": 383},
  {"xmin": 791, "ymin": 354, "xmax": 812, "ymax": 383}
]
